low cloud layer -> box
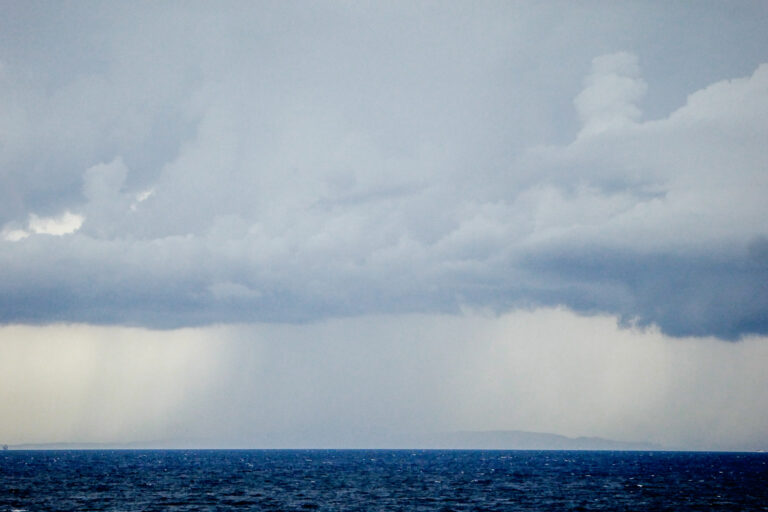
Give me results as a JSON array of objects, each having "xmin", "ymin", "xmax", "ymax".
[{"xmin": 1, "ymin": 3, "xmax": 767, "ymax": 338}]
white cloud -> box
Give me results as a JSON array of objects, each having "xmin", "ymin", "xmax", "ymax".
[
  {"xmin": 574, "ymin": 52, "xmax": 647, "ymax": 137},
  {"xmin": 28, "ymin": 211, "xmax": 84, "ymax": 236},
  {"xmin": 2, "ymin": 210, "xmax": 84, "ymax": 241},
  {"xmin": 129, "ymin": 187, "xmax": 155, "ymax": 211},
  {"xmin": 524, "ymin": 62, "xmax": 768, "ymax": 254},
  {"xmin": 1, "ymin": 228, "xmax": 29, "ymax": 242}
]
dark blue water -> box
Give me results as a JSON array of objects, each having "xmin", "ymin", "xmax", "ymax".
[{"xmin": 1, "ymin": 450, "xmax": 767, "ymax": 511}]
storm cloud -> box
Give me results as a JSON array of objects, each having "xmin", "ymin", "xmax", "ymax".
[{"xmin": 1, "ymin": 2, "xmax": 767, "ymax": 338}]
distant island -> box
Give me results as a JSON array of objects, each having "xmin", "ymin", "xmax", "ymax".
[
  {"xmin": 416, "ymin": 430, "xmax": 662, "ymax": 451},
  {"xmin": 4, "ymin": 430, "xmax": 663, "ymax": 451}
]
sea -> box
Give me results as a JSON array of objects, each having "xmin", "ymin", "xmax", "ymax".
[{"xmin": 1, "ymin": 450, "xmax": 767, "ymax": 511}]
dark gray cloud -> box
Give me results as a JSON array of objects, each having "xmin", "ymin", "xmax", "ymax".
[
  {"xmin": 522, "ymin": 243, "xmax": 768, "ymax": 340},
  {"xmin": 1, "ymin": 2, "xmax": 767, "ymax": 338}
]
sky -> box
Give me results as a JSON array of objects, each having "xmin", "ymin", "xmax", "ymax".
[{"xmin": 1, "ymin": 1, "xmax": 767, "ymax": 450}]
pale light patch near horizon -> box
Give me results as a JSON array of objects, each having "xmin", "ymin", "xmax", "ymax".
[
  {"xmin": 0, "ymin": 324, "xmax": 227, "ymax": 445},
  {"xmin": 451, "ymin": 310, "xmax": 768, "ymax": 449}
]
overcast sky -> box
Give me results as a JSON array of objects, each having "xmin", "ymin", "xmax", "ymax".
[{"xmin": 1, "ymin": 1, "xmax": 767, "ymax": 449}]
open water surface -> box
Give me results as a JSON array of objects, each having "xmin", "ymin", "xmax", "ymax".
[{"xmin": 1, "ymin": 450, "xmax": 767, "ymax": 511}]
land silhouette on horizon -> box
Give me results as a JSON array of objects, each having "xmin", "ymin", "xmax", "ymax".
[{"xmin": 5, "ymin": 429, "xmax": 665, "ymax": 451}]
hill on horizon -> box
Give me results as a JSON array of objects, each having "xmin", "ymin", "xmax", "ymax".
[{"xmin": 7, "ymin": 429, "xmax": 663, "ymax": 451}]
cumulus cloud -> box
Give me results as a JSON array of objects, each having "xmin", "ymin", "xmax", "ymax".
[
  {"xmin": 1, "ymin": 3, "xmax": 767, "ymax": 338},
  {"xmin": 2, "ymin": 210, "xmax": 83, "ymax": 241},
  {"xmin": 574, "ymin": 52, "xmax": 647, "ymax": 136}
]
